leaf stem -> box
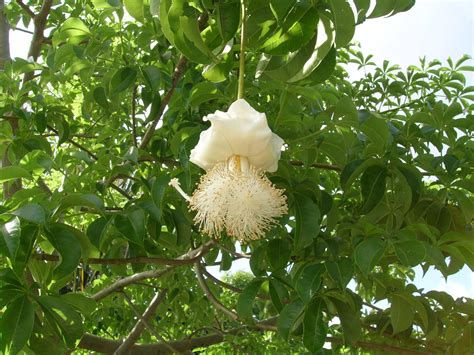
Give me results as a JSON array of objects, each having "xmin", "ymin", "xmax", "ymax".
[{"xmin": 237, "ymin": 0, "xmax": 247, "ymax": 100}]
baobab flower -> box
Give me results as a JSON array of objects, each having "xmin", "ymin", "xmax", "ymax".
[{"xmin": 170, "ymin": 99, "xmax": 287, "ymax": 241}]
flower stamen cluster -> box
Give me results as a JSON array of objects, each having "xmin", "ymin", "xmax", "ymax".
[{"xmin": 189, "ymin": 155, "xmax": 287, "ymax": 241}]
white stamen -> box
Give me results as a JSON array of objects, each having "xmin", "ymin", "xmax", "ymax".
[
  {"xmin": 189, "ymin": 156, "xmax": 287, "ymax": 241},
  {"xmin": 169, "ymin": 178, "xmax": 191, "ymax": 202}
]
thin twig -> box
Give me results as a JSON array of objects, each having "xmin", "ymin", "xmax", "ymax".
[
  {"xmin": 379, "ymin": 88, "xmax": 439, "ymax": 114},
  {"xmin": 202, "ymin": 269, "xmax": 273, "ymax": 302},
  {"xmin": 289, "ymin": 160, "xmax": 342, "ymax": 172},
  {"xmin": 131, "ymin": 85, "xmax": 138, "ymax": 147},
  {"xmin": 194, "ymin": 263, "xmax": 239, "ymax": 320},
  {"xmin": 91, "ymin": 241, "xmax": 215, "ymax": 301},
  {"xmin": 120, "ymin": 290, "xmax": 179, "ymax": 354},
  {"xmin": 114, "ymin": 290, "xmax": 167, "ymax": 354},
  {"xmin": 15, "ymin": 0, "xmax": 35, "ymax": 18},
  {"xmin": 47, "ymin": 125, "xmax": 98, "ymax": 160},
  {"xmin": 219, "ymin": 244, "xmax": 251, "ymax": 258},
  {"xmin": 37, "ymin": 177, "xmax": 52, "ymax": 196},
  {"xmin": 12, "ymin": 26, "xmax": 33, "ymax": 35}
]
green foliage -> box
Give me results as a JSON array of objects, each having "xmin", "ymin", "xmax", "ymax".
[{"xmin": 0, "ymin": 0, "xmax": 473, "ymax": 354}]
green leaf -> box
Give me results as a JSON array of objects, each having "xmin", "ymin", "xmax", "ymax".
[
  {"xmin": 267, "ymin": 238, "xmax": 291, "ymax": 270},
  {"xmin": 151, "ymin": 173, "xmax": 169, "ymax": 219},
  {"xmin": 171, "ymin": 206, "xmax": 191, "ymax": 247},
  {"xmin": 394, "ymin": 240, "xmax": 426, "ymax": 267},
  {"xmin": 359, "ymin": 115, "xmax": 391, "ymax": 152},
  {"xmin": 0, "ymin": 296, "xmax": 35, "ymax": 354},
  {"xmin": 216, "ymin": 1, "xmax": 240, "ymax": 42},
  {"xmin": 303, "ymin": 298, "xmax": 327, "ymax": 353},
  {"xmin": 93, "ymin": 87, "xmax": 109, "ymax": 109},
  {"xmin": 329, "ymin": 0, "xmax": 355, "ymax": 47},
  {"xmin": 354, "ymin": 0, "xmax": 370, "ymax": 23},
  {"xmin": 142, "ymin": 66, "xmax": 162, "ymax": 92},
  {"xmin": 298, "ymin": 45, "xmax": 336, "ymax": 85},
  {"xmin": 294, "ymin": 195, "xmax": 320, "ymax": 251},
  {"xmin": 115, "ymin": 210, "xmax": 145, "ymax": 247},
  {"xmin": 1, "ymin": 218, "xmax": 21, "ymax": 260},
  {"xmin": 325, "ymin": 257, "xmax": 354, "ymax": 289},
  {"xmin": 368, "ymin": 0, "xmax": 395, "ymax": 18},
  {"xmin": 288, "ymin": 13, "xmax": 335, "ymax": 83},
  {"xmin": 269, "ymin": 278, "xmax": 288, "ymax": 311},
  {"xmin": 354, "ymin": 238, "xmax": 386, "ymax": 274},
  {"xmin": 360, "ymin": 165, "xmax": 388, "ymax": 213},
  {"xmin": 37, "ymin": 295, "xmax": 84, "ymax": 348},
  {"xmin": 124, "ymin": 0, "xmax": 144, "ymax": 21},
  {"xmin": 295, "ymin": 263, "xmax": 324, "ymax": 302},
  {"xmin": 189, "ymin": 82, "xmax": 224, "ymax": 107},
  {"xmin": 56, "ymin": 193, "xmax": 103, "ymax": 214},
  {"xmin": 44, "ymin": 223, "xmax": 82, "ymax": 279},
  {"xmin": 331, "ymin": 296, "xmax": 362, "ymax": 344},
  {"xmin": 270, "ymin": 0, "xmax": 294, "ymax": 23},
  {"xmin": 390, "ymin": 293, "xmax": 414, "ymax": 334},
  {"xmin": 52, "ymin": 18, "xmax": 90, "ymax": 45},
  {"xmin": 0, "ymin": 166, "xmax": 31, "ymax": 183},
  {"xmin": 166, "ymin": 1, "xmax": 216, "ymax": 64},
  {"xmin": 109, "ymin": 67, "xmax": 137, "ymax": 94},
  {"xmin": 11, "ymin": 204, "xmax": 45, "ymax": 225},
  {"xmin": 277, "ymin": 300, "xmax": 304, "ymax": 340},
  {"xmin": 236, "ymin": 278, "xmax": 265, "ymax": 321},
  {"xmin": 396, "ymin": 164, "xmax": 422, "ymax": 207},
  {"xmin": 250, "ymin": 245, "xmax": 268, "ymax": 277},
  {"xmin": 61, "ymin": 293, "xmax": 97, "ymax": 315},
  {"xmin": 86, "ymin": 217, "xmax": 108, "ymax": 249},
  {"xmin": 260, "ymin": 7, "xmax": 319, "ymax": 55}
]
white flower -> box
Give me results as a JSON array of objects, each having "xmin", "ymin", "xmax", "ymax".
[
  {"xmin": 189, "ymin": 99, "xmax": 284, "ymax": 172},
  {"xmin": 170, "ymin": 100, "xmax": 288, "ymax": 241}
]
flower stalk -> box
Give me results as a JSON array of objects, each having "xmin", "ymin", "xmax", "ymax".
[{"xmin": 237, "ymin": 0, "xmax": 247, "ymax": 100}]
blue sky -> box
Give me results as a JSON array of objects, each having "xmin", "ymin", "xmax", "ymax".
[{"xmin": 8, "ymin": 0, "xmax": 474, "ymax": 299}]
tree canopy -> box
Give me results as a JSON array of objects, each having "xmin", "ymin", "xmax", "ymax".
[{"xmin": 0, "ymin": 0, "xmax": 473, "ymax": 354}]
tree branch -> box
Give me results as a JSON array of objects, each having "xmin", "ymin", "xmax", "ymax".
[
  {"xmin": 78, "ymin": 317, "xmax": 277, "ymax": 353},
  {"xmin": 194, "ymin": 262, "xmax": 239, "ymax": 321},
  {"xmin": 115, "ymin": 290, "xmax": 167, "ymax": 354},
  {"xmin": 15, "ymin": 0, "xmax": 35, "ymax": 18},
  {"xmin": 120, "ymin": 290, "xmax": 180, "ymax": 354},
  {"xmin": 91, "ymin": 241, "xmax": 215, "ymax": 301},
  {"xmin": 33, "ymin": 246, "xmax": 215, "ymax": 266},
  {"xmin": 289, "ymin": 160, "xmax": 342, "ymax": 172},
  {"xmin": 77, "ymin": 317, "xmax": 430, "ymax": 354},
  {"xmin": 23, "ymin": 0, "xmax": 53, "ymax": 83}
]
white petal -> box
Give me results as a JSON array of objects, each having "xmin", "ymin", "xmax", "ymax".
[{"xmin": 190, "ymin": 99, "xmax": 284, "ymax": 171}]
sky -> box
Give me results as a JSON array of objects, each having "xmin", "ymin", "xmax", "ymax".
[{"xmin": 8, "ymin": 0, "xmax": 474, "ymax": 299}]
